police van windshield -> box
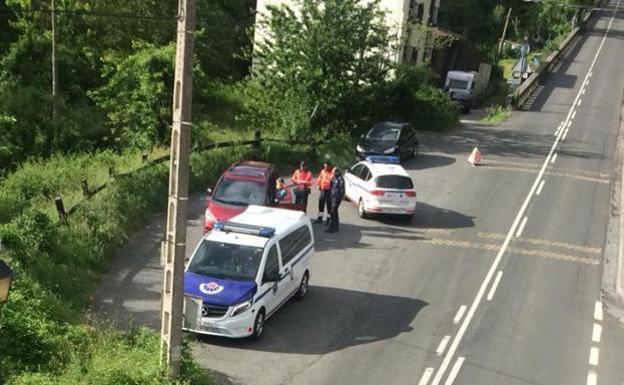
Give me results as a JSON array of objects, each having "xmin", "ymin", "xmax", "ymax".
[
  {"xmin": 375, "ymin": 175, "xmax": 414, "ymax": 189},
  {"xmin": 188, "ymin": 240, "xmax": 264, "ymax": 281},
  {"xmin": 213, "ymin": 178, "xmax": 267, "ymax": 206}
]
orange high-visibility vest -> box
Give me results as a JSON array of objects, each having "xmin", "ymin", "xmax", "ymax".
[
  {"xmin": 317, "ymin": 169, "xmax": 333, "ymax": 190},
  {"xmin": 292, "ymin": 169, "xmax": 313, "ymax": 188}
]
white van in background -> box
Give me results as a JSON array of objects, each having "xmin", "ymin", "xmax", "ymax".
[{"xmin": 444, "ymin": 70, "xmax": 476, "ymax": 114}]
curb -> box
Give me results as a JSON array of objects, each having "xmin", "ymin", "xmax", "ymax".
[{"xmin": 602, "ymin": 94, "xmax": 624, "ymax": 321}]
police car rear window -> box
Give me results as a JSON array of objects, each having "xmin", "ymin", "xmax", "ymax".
[{"xmin": 374, "ymin": 175, "xmax": 413, "ymax": 189}]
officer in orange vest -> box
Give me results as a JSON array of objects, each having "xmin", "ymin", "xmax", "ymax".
[
  {"xmin": 291, "ymin": 161, "xmax": 313, "ymax": 212},
  {"xmin": 315, "ymin": 161, "xmax": 334, "ymax": 224}
]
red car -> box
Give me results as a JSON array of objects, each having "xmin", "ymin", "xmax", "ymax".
[{"xmin": 204, "ymin": 161, "xmax": 306, "ymax": 232}]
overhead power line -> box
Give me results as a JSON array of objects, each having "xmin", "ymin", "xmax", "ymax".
[{"xmin": 2, "ymin": 7, "xmax": 177, "ymax": 22}]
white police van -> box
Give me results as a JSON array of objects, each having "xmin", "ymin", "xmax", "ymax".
[
  {"xmin": 344, "ymin": 156, "xmax": 417, "ymax": 219},
  {"xmin": 183, "ymin": 205, "xmax": 314, "ymax": 339}
]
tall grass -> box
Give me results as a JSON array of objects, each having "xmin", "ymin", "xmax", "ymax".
[{"xmin": 0, "ymin": 148, "xmax": 168, "ymax": 223}]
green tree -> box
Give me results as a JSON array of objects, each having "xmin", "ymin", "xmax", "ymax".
[
  {"xmin": 89, "ymin": 43, "xmax": 175, "ymax": 150},
  {"xmin": 245, "ymin": 0, "xmax": 393, "ymax": 138}
]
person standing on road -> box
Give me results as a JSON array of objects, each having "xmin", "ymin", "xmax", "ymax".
[
  {"xmin": 292, "ymin": 161, "xmax": 313, "ymax": 212},
  {"xmin": 315, "ymin": 161, "xmax": 333, "ymax": 224},
  {"xmin": 326, "ymin": 167, "xmax": 345, "ymax": 233}
]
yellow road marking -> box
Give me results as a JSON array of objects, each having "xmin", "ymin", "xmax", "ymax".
[
  {"xmin": 478, "ymin": 232, "xmax": 602, "ymax": 255},
  {"xmin": 416, "ymin": 238, "xmax": 600, "ymax": 265},
  {"xmin": 478, "ymin": 164, "xmax": 610, "ymax": 184},
  {"xmin": 421, "ymin": 228, "xmax": 454, "ymax": 234},
  {"xmin": 484, "ymin": 159, "xmax": 610, "ymax": 178}
]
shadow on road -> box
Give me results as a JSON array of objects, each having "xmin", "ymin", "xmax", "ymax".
[
  {"xmin": 417, "ymin": 125, "xmax": 605, "ymax": 161},
  {"xmin": 91, "ymin": 193, "xmax": 207, "ymax": 331},
  {"xmin": 312, "ymin": 202, "xmax": 474, "ymax": 252},
  {"xmin": 194, "ymin": 285, "xmax": 427, "ymax": 355},
  {"xmin": 402, "ymin": 153, "xmax": 456, "ymax": 170}
]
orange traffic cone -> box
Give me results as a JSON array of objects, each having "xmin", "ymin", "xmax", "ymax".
[{"xmin": 468, "ymin": 147, "xmax": 482, "ymax": 166}]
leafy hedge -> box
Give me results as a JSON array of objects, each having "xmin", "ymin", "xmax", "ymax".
[
  {"xmin": 0, "ymin": 140, "xmax": 350, "ymax": 384},
  {"xmin": 370, "ymin": 66, "xmax": 459, "ymax": 133}
]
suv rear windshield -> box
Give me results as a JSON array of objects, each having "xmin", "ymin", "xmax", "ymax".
[
  {"xmin": 366, "ymin": 124, "xmax": 401, "ymax": 141},
  {"xmin": 375, "ymin": 175, "xmax": 414, "ymax": 189},
  {"xmin": 187, "ymin": 240, "xmax": 263, "ymax": 281},
  {"xmin": 213, "ymin": 178, "xmax": 267, "ymax": 206}
]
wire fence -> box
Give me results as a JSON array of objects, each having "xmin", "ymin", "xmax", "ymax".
[{"xmin": 54, "ymin": 132, "xmax": 318, "ymax": 223}]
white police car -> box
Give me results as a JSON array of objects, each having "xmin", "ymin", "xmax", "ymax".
[
  {"xmin": 183, "ymin": 205, "xmax": 314, "ymax": 339},
  {"xmin": 344, "ymin": 156, "xmax": 417, "ymax": 219}
]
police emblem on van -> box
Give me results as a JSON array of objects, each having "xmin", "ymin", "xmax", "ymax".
[{"xmin": 199, "ymin": 282, "xmax": 224, "ymax": 295}]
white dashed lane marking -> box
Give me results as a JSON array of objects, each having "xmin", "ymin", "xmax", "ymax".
[
  {"xmin": 418, "ymin": 368, "xmax": 434, "ymax": 385},
  {"xmin": 453, "ymin": 305, "xmax": 467, "ymax": 325},
  {"xmin": 592, "ymin": 323, "xmax": 602, "ymax": 343},
  {"xmin": 589, "ymin": 347, "xmax": 599, "ymax": 366},
  {"xmin": 536, "ymin": 180, "xmax": 545, "ymax": 195},
  {"xmin": 594, "ymin": 301, "xmax": 603, "ymax": 321},
  {"xmin": 436, "ymin": 335, "xmax": 451, "ymax": 356},
  {"xmin": 486, "ymin": 271, "xmax": 503, "ymax": 301},
  {"xmin": 516, "ymin": 216, "xmax": 528, "ymax": 237}
]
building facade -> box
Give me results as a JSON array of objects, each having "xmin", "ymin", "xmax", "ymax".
[{"xmin": 254, "ymin": 0, "xmax": 442, "ymax": 66}]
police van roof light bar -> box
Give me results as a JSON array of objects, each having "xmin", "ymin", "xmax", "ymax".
[
  {"xmin": 214, "ymin": 221, "xmax": 276, "ymax": 237},
  {"xmin": 366, "ymin": 156, "xmax": 400, "ymax": 164}
]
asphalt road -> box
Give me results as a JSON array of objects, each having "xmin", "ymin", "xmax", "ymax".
[{"xmin": 93, "ymin": 3, "xmax": 624, "ymax": 385}]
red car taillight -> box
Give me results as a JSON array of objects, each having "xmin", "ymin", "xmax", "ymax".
[{"xmin": 405, "ymin": 191, "xmax": 416, "ymax": 197}]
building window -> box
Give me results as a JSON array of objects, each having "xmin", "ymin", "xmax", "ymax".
[
  {"xmin": 408, "ymin": 0, "xmax": 424, "ymax": 24},
  {"xmin": 402, "ymin": 46, "xmax": 420, "ymax": 64}
]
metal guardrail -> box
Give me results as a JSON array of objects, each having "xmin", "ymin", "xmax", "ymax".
[{"xmin": 514, "ymin": 8, "xmax": 596, "ymax": 109}]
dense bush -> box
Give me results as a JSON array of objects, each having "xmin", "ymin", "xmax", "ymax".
[{"xmin": 370, "ymin": 66, "xmax": 458, "ymax": 133}]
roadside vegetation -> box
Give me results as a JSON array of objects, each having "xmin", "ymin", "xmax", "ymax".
[
  {"xmin": 438, "ymin": 0, "xmax": 594, "ymax": 108},
  {"xmin": 0, "ymin": 0, "xmax": 459, "ymax": 383},
  {"xmin": 481, "ymin": 105, "xmax": 510, "ymax": 124}
]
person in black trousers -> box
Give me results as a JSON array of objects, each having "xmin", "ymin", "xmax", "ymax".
[
  {"xmin": 326, "ymin": 168, "xmax": 345, "ymax": 233},
  {"xmin": 315, "ymin": 161, "xmax": 333, "ymax": 224}
]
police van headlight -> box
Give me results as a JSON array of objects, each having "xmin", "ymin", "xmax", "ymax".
[
  {"xmin": 231, "ymin": 300, "xmax": 252, "ymax": 317},
  {"xmin": 383, "ymin": 147, "xmax": 396, "ymax": 154}
]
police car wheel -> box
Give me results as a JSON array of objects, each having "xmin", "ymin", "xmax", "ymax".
[
  {"xmin": 252, "ymin": 310, "xmax": 265, "ymax": 340},
  {"xmin": 295, "ymin": 271, "xmax": 309, "ymax": 300},
  {"xmin": 358, "ymin": 199, "xmax": 368, "ymax": 219}
]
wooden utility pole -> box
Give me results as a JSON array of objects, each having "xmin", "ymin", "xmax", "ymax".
[
  {"xmin": 160, "ymin": 0, "xmax": 196, "ymax": 378},
  {"xmin": 51, "ymin": 0, "xmax": 58, "ymax": 121},
  {"xmin": 497, "ymin": 7, "xmax": 513, "ymax": 57}
]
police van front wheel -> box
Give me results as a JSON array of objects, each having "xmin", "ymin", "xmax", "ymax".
[
  {"xmin": 251, "ymin": 310, "xmax": 265, "ymax": 340},
  {"xmin": 295, "ymin": 271, "xmax": 309, "ymax": 300}
]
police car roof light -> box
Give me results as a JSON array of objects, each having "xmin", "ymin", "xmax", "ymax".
[
  {"xmin": 366, "ymin": 156, "xmax": 400, "ymax": 164},
  {"xmin": 214, "ymin": 221, "xmax": 276, "ymax": 237}
]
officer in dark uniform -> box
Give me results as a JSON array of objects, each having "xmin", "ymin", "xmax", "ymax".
[{"xmin": 326, "ymin": 167, "xmax": 345, "ymax": 233}]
